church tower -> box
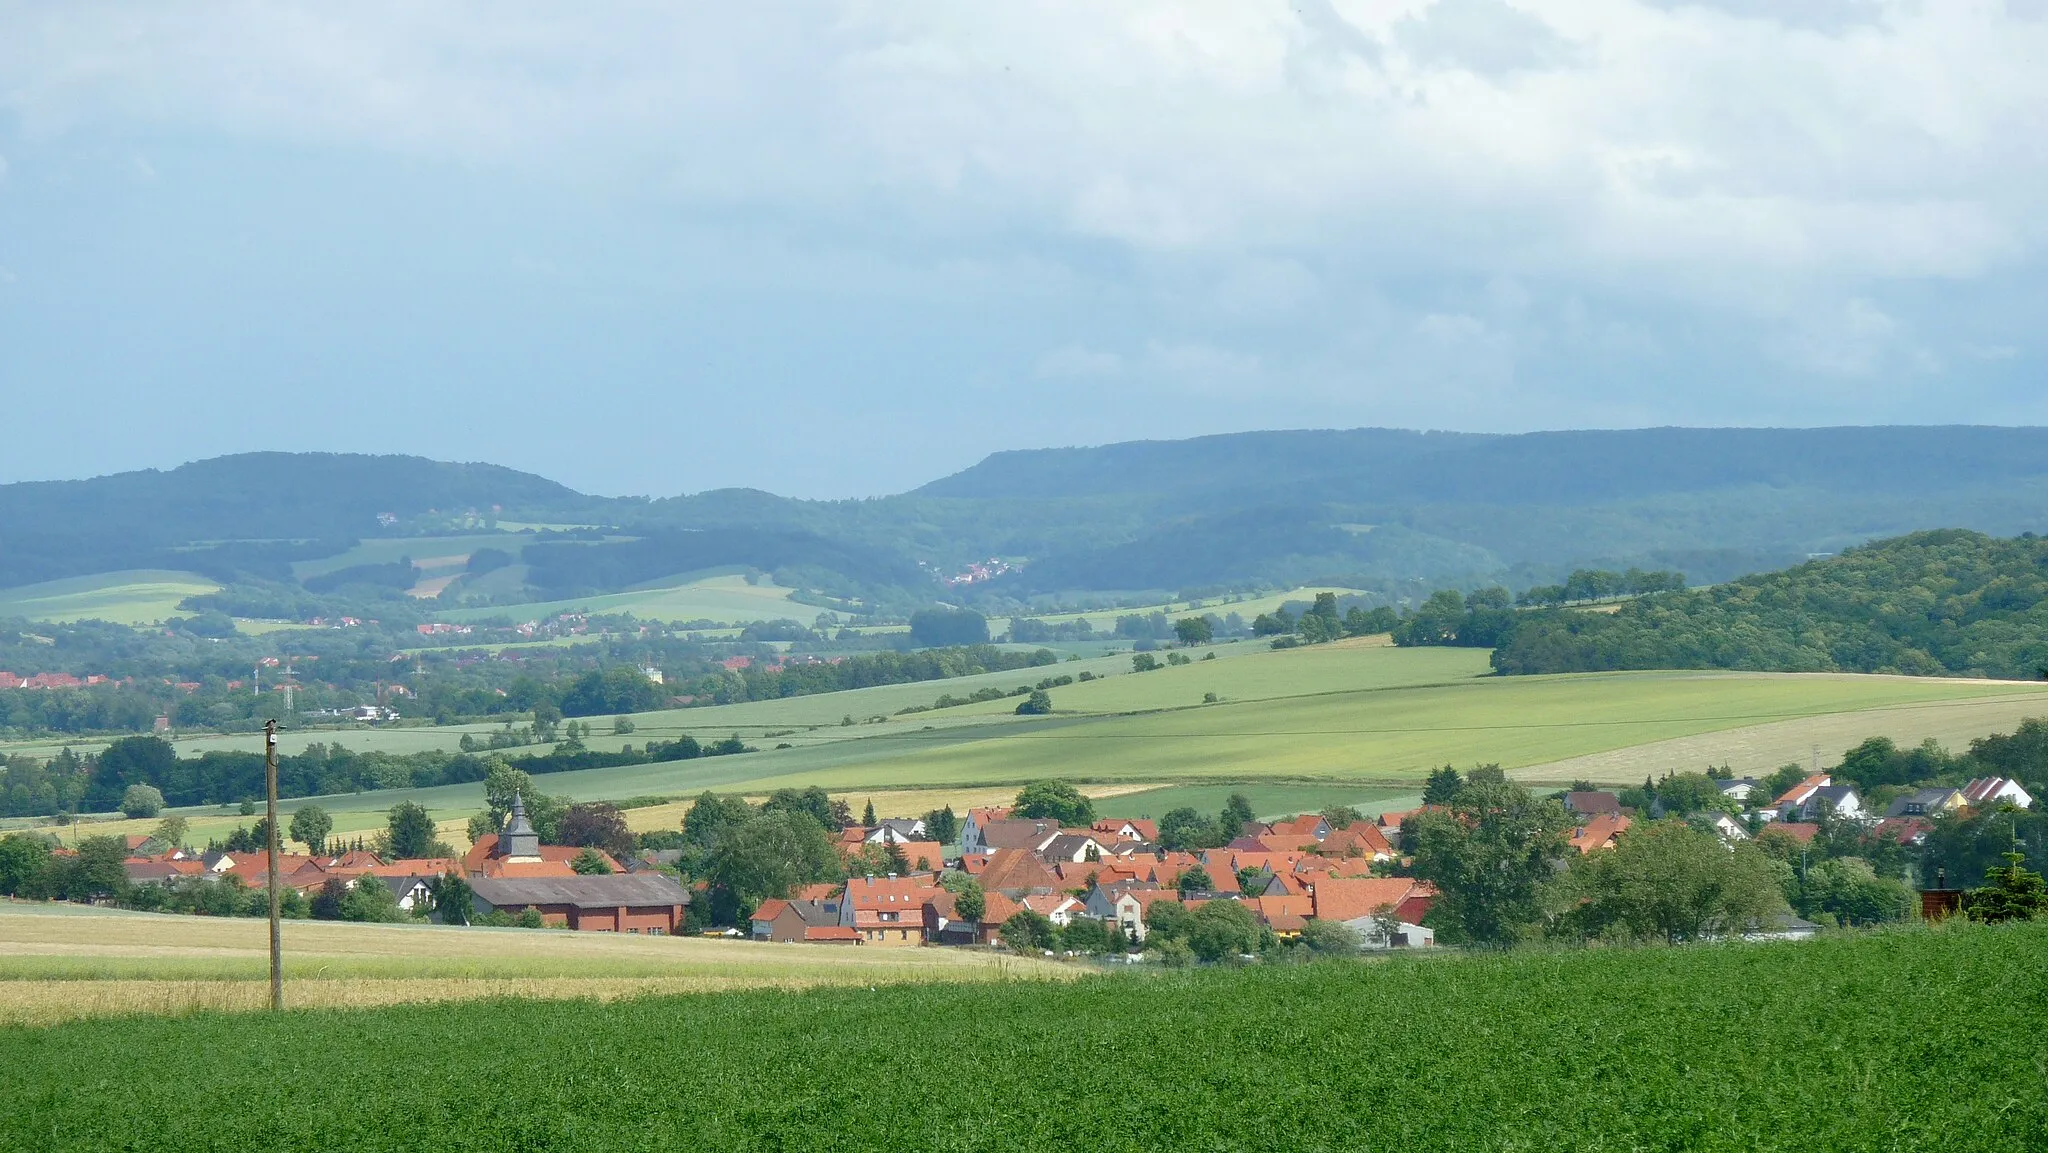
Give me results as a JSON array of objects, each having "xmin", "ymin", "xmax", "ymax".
[{"xmin": 497, "ymin": 792, "xmax": 542, "ymax": 863}]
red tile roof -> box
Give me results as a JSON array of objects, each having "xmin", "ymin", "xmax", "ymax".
[
  {"xmin": 1766, "ymin": 821, "xmax": 1820, "ymax": 845},
  {"xmin": 1308, "ymin": 877, "xmax": 1425, "ymax": 923}
]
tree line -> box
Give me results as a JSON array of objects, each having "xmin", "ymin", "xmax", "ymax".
[{"xmin": 0, "ymin": 729, "xmax": 749, "ymax": 818}]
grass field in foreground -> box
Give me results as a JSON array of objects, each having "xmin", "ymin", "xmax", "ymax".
[
  {"xmin": 0, "ymin": 569, "xmax": 221, "ymax": 625},
  {"xmin": 5, "ymin": 924, "xmax": 2040, "ymax": 1151},
  {"xmin": 0, "ymin": 904, "xmax": 1062, "ymax": 1026}
]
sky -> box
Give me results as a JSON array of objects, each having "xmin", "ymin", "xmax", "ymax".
[{"xmin": 1, "ymin": 1, "xmax": 2044, "ymax": 499}]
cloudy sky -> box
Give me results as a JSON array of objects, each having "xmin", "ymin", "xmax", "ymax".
[{"xmin": 2, "ymin": 1, "xmax": 2043, "ymax": 497}]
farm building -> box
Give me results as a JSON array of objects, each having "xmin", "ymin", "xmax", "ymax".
[{"xmin": 468, "ymin": 873, "xmax": 690, "ymax": 933}]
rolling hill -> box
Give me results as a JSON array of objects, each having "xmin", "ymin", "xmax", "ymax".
[{"xmin": 6, "ymin": 427, "xmax": 2048, "ymax": 615}]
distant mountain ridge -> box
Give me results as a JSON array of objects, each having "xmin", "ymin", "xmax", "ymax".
[{"xmin": 6, "ymin": 427, "xmax": 2048, "ymax": 603}]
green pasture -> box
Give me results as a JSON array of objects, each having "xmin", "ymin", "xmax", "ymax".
[
  {"xmin": 435, "ymin": 570, "xmax": 819, "ymax": 626},
  {"xmin": 1093, "ymin": 783, "xmax": 1417, "ymax": 821},
  {"xmin": 989, "ymin": 585, "xmax": 1372, "ymax": 639},
  {"xmin": 290, "ymin": 534, "xmax": 532, "ymax": 581},
  {"xmin": 0, "ymin": 570, "xmax": 220, "ymax": 626},
  {"xmin": 6, "ymin": 923, "xmax": 2042, "ymax": 1150},
  {"xmin": 731, "ymin": 670, "xmax": 2048, "ymax": 794}
]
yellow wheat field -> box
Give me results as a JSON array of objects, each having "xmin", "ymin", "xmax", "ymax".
[{"xmin": 0, "ymin": 904, "xmax": 1068, "ymax": 1026}]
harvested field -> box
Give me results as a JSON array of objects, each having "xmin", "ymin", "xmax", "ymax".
[{"xmin": 0, "ymin": 904, "xmax": 1065, "ymax": 1026}]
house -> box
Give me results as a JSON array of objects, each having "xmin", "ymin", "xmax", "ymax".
[
  {"xmin": 1715, "ymin": 778, "xmax": 1762, "ymax": 803},
  {"xmin": 839, "ymin": 874, "xmax": 943, "ymax": 946},
  {"xmin": 960, "ymin": 807, "xmax": 1014, "ymax": 855},
  {"xmin": 1082, "ymin": 879, "xmax": 1159, "ymax": 922},
  {"xmin": 1763, "ymin": 822, "xmax": 1820, "ymax": 845},
  {"xmin": 1564, "ymin": 791, "xmax": 1622, "ymax": 817},
  {"xmin": 1884, "ymin": 788, "xmax": 1965, "ymax": 819},
  {"xmin": 1267, "ymin": 814, "xmax": 1330, "ymax": 842},
  {"xmin": 1961, "ymin": 777, "xmax": 2035, "ymax": 810},
  {"xmin": 1092, "ymin": 818, "xmax": 1158, "ymax": 843},
  {"xmin": 1569, "ymin": 813, "xmax": 1632, "ymax": 854},
  {"xmin": 379, "ymin": 874, "xmax": 437, "ymax": 913},
  {"xmin": 1320, "ymin": 824, "xmax": 1396, "ymax": 861},
  {"xmin": 1697, "ymin": 812, "xmax": 1751, "ymax": 842},
  {"xmin": 975, "ymin": 818, "xmax": 1064, "ymax": 854},
  {"xmin": 122, "ymin": 858, "xmax": 205, "ymax": 885},
  {"xmin": 1254, "ymin": 894, "xmax": 1313, "ymax": 938},
  {"xmin": 468, "ymin": 873, "xmax": 691, "ymax": 933},
  {"xmin": 752, "ymin": 897, "xmax": 846, "ymax": 943},
  {"xmin": 976, "ymin": 848, "xmax": 1065, "ymax": 896},
  {"xmin": 1872, "ymin": 817, "xmax": 1933, "ymax": 847},
  {"xmin": 1774, "ymin": 774, "xmax": 1832, "ymax": 811},
  {"xmin": 1018, "ymin": 892, "xmax": 1087, "ymax": 926},
  {"xmin": 1036, "ymin": 833, "xmax": 1108, "ymax": 863},
  {"xmin": 1114, "ymin": 890, "xmax": 1196, "ymax": 943},
  {"xmin": 1790, "ymin": 785, "xmax": 1861, "ymax": 822},
  {"xmin": 1306, "ymin": 877, "xmax": 1431, "ymax": 926},
  {"xmin": 861, "ymin": 818, "xmax": 928, "ymax": 843}
]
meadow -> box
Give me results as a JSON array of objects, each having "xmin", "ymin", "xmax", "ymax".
[
  {"xmin": 0, "ymin": 903, "xmax": 1061, "ymax": 1027},
  {"xmin": 983, "ymin": 584, "xmax": 1371, "ymax": 639},
  {"xmin": 0, "ymin": 569, "xmax": 220, "ymax": 626},
  {"xmin": 3, "ymin": 922, "xmax": 2040, "ymax": 1150},
  {"xmin": 436, "ymin": 568, "xmax": 822, "ymax": 625},
  {"xmin": 13, "ymin": 641, "xmax": 2048, "ymax": 850}
]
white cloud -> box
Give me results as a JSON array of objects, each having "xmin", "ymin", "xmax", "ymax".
[
  {"xmin": 0, "ymin": 0, "xmax": 2041, "ymax": 439},
  {"xmin": 3, "ymin": 2, "xmax": 2040, "ymax": 290}
]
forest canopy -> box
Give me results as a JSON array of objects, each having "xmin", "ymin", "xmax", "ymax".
[{"xmin": 1492, "ymin": 530, "xmax": 2048, "ymax": 680}]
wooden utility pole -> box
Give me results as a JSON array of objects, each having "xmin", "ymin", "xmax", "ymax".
[{"xmin": 265, "ymin": 718, "xmax": 283, "ymax": 1011}]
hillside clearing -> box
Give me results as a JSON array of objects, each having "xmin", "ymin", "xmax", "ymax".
[
  {"xmin": 435, "ymin": 570, "xmax": 818, "ymax": 626},
  {"xmin": 0, "ymin": 570, "xmax": 220, "ymax": 625}
]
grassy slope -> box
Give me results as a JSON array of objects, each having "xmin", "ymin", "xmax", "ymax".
[
  {"xmin": 738, "ymin": 669, "xmax": 2048, "ymax": 792},
  {"xmin": 435, "ymin": 570, "xmax": 818, "ymax": 625},
  {"xmin": 5, "ymin": 924, "xmax": 2042, "ymax": 1151},
  {"xmin": 985, "ymin": 584, "xmax": 1372, "ymax": 638},
  {"xmin": 0, "ymin": 570, "xmax": 220, "ymax": 625}
]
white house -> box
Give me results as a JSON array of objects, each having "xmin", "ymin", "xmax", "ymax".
[
  {"xmin": 1699, "ymin": 812, "xmax": 1751, "ymax": 842},
  {"xmin": 1715, "ymin": 778, "xmax": 1761, "ymax": 803},
  {"xmin": 1792, "ymin": 785, "xmax": 1862, "ymax": 822},
  {"xmin": 1962, "ymin": 777, "xmax": 2035, "ymax": 810}
]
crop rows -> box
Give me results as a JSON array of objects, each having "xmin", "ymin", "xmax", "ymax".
[{"xmin": 5, "ymin": 923, "xmax": 2043, "ymax": 1151}]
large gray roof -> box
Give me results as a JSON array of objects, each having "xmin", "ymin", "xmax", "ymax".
[{"xmin": 471, "ymin": 873, "xmax": 691, "ymax": 910}]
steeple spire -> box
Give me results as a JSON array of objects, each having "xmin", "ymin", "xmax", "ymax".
[{"xmin": 498, "ymin": 791, "xmax": 541, "ymax": 861}]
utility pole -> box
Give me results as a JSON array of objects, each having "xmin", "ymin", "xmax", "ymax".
[{"xmin": 265, "ymin": 719, "xmax": 283, "ymax": 1012}]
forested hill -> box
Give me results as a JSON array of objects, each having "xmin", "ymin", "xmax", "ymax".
[
  {"xmin": 0, "ymin": 454, "xmax": 599, "ymax": 586},
  {"xmin": 916, "ymin": 426, "xmax": 2048, "ymax": 507},
  {"xmin": 1492, "ymin": 530, "xmax": 2048, "ymax": 680},
  {"xmin": 903, "ymin": 425, "xmax": 2048, "ymax": 592},
  {"xmin": 9, "ymin": 428, "xmax": 2048, "ymax": 601}
]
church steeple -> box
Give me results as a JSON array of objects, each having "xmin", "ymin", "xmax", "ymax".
[{"xmin": 499, "ymin": 791, "xmax": 542, "ymax": 862}]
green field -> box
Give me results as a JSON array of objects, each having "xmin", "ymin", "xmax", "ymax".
[
  {"xmin": 5, "ymin": 923, "xmax": 2041, "ymax": 1150},
  {"xmin": 436, "ymin": 569, "xmax": 822, "ymax": 625},
  {"xmin": 289, "ymin": 534, "xmax": 542, "ymax": 581},
  {"xmin": 731, "ymin": 667, "xmax": 2048, "ymax": 794},
  {"xmin": 988, "ymin": 585, "xmax": 1371, "ymax": 639},
  {"xmin": 0, "ymin": 570, "xmax": 220, "ymax": 626},
  {"xmin": 11, "ymin": 641, "xmax": 2048, "ymax": 848}
]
